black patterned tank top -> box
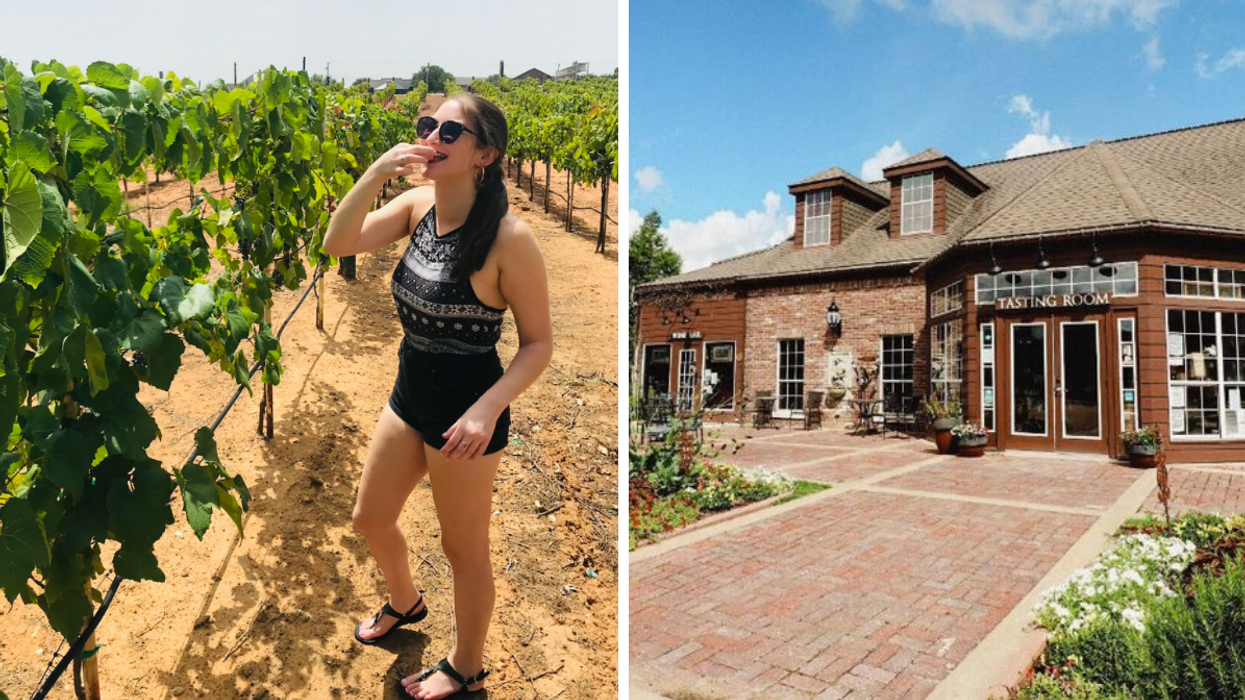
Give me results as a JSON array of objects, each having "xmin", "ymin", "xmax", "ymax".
[{"xmin": 391, "ymin": 206, "xmax": 506, "ymax": 354}]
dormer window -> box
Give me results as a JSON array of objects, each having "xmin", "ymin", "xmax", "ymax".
[
  {"xmin": 901, "ymin": 173, "xmax": 934, "ymax": 235},
  {"xmin": 803, "ymin": 189, "xmax": 832, "ymax": 247}
]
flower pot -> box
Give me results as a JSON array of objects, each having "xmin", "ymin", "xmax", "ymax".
[
  {"xmin": 825, "ymin": 388, "xmax": 847, "ymax": 407},
  {"xmin": 934, "ymin": 429, "xmax": 954, "ymax": 454},
  {"xmin": 931, "ymin": 417, "xmax": 958, "ymax": 431},
  {"xmin": 956, "ymin": 435, "xmax": 987, "ymax": 457},
  {"xmin": 1125, "ymin": 443, "xmax": 1159, "ymax": 468}
]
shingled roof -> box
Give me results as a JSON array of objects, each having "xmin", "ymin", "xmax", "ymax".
[{"xmin": 643, "ymin": 117, "xmax": 1245, "ymax": 289}]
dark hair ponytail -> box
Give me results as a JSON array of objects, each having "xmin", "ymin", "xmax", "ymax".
[{"xmin": 448, "ymin": 95, "xmax": 509, "ymax": 284}]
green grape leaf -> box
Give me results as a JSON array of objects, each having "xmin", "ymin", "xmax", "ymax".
[
  {"xmin": 120, "ymin": 308, "xmax": 166, "ymax": 353},
  {"xmin": 58, "ymin": 110, "xmax": 108, "ymax": 157},
  {"xmin": 45, "ymin": 429, "xmax": 91, "ymax": 502},
  {"xmin": 7, "ymin": 177, "xmax": 67, "ymax": 288},
  {"xmin": 5, "ymin": 131, "xmax": 56, "ymax": 174},
  {"xmin": 0, "ymin": 497, "xmax": 49, "ymax": 604},
  {"xmin": 62, "ymin": 253, "xmax": 100, "ymax": 319},
  {"xmin": 93, "ymin": 251, "xmax": 128, "ymax": 291},
  {"xmin": 83, "ymin": 327, "xmax": 109, "ymax": 395},
  {"xmin": 83, "ymin": 105, "xmax": 110, "ymax": 130},
  {"xmin": 216, "ymin": 485, "xmax": 244, "ymax": 533},
  {"xmin": 106, "ymin": 456, "xmax": 174, "ymax": 547},
  {"xmin": 142, "ymin": 332, "xmax": 184, "ymax": 391},
  {"xmin": 194, "ymin": 427, "xmax": 221, "ymax": 466},
  {"xmin": 119, "ymin": 111, "xmax": 146, "ymax": 161},
  {"xmin": 176, "ymin": 462, "xmax": 218, "ymax": 540},
  {"xmin": 38, "ymin": 584, "xmax": 91, "ymax": 641},
  {"xmin": 231, "ymin": 474, "xmax": 252, "ymax": 512},
  {"xmin": 18, "ymin": 78, "xmax": 44, "ymax": 129},
  {"xmin": 112, "ymin": 540, "xmax": 164, "ymax": 582},
  {"xmin": 60, "ymin": 322, "xmax": 87, "ymax": 373},
  {"xmin": 151, "ymin": 277, "xmax": 214, "ymax": 326},
  {"xmin": 2, "ymin": 162, "xmax": 42, "ymax": 276},
  {"xmin": 0, "ymin": 376, "xmax": 25, "ymax": 449},
  {"xmin": 3, "ymin": 66, "xmax": 24, "ymax": 132},
  {"xmin": 320, "ymin": 141, "xmax": 338, "ymax": 176},
  {"xmin": 86, "ymin": 62, "xmax": 129, "ymax": 89},
  {"xmin": 127, "ymin": 80, "xmax": 148, "ymax": 107},
  {"xmin": 140, "ymin": 76, "xmax": 164, "ymax": 105}
]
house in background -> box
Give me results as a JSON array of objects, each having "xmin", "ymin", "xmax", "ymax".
[
  {"xmin": 635, "ymin": 117, "xmax": 1245, "ymax": 462},
  {"xmin": 367, "ymin": 78, "xmax": 414, "ymax": 95},
  {"xmin": 513, "ymin": 68, "xmax": 554, "ymax": 84}
]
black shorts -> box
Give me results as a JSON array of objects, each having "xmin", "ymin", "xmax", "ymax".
[{"xmin": 387, "ymin": 343, "xmax": 512, "ymax": 455}]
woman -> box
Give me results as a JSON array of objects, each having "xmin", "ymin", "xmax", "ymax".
[{"xmin": 324, "ymin": 95, "xmax": 552, "ymax": 699}]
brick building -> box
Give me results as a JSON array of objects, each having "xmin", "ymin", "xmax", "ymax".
[{"xmin": 634, "ymin": 118, "xmax": 1245, "ymax": 462}]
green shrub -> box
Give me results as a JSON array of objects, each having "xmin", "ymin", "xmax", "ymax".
[
  {"xmin": 1011, "ymin": 674, "xmax": 1131, "ymax": 700},
  {"xmin": 1044, "ymin": 616, "xmax": 1150, "ymax": 692},
  {"xmin": 1140, "ymin": 555, "xmax": 1245, "ymax": 699}
]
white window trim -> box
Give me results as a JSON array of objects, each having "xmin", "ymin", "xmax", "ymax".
[
  {"xmin": 700, "ymin": 340, "xmax": 737, "ymax": 411},
  {"xmin": 975, "ymin": 261, "xmax": 1140, "ymax": 305},
  {"xmin": 803, "ymin": 190, "xmax": 832, "ymax": 248},
  {"xmin": 931, "ymin": 280, "xmax": 964, "ymax": 318},
  {"xmin": 1163, "ymin": 264, "xmax": 1245, "ymax": 302},
  {"xmin": 641, "ymin": 343, "xmax": 672, "ymax": 398},
  {"xmin": 775, "ymin": 338, "xmax": 805, "ymax": 419},
  {"xmin": 879, "ymin": 334, "xmax": 915, "ymax": 405},
  {"xmin": 1059, "ymin": 321, "xmax": 1102, "ymax": 441},
  {"xmin": 1118, "ymin": 318, "xmax": 1139, "ymax": 432},
  {"xmin": 1011, "ymin": 321, "xmax": 1049, "ymax": 437},
  {"xmin": 677, "ymin": 348, "xmax": 697, "ymax": 413},
  {"xmin": 981, "ymin": 322, "xmax": 995, "ymax": 433},
  {"xmin": 930, "ymin": 320, "xmax": 963, "ymax": 403},
  {"xmin": 1165, "ymin": 309, "xmax": 1245, "ymax": 443},
  {"xmin": 900, "ymin": 173, "xmax": 934, "ymax": 236}
]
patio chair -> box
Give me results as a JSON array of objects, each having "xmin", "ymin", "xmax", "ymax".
[
  {"xmin": 880, "ymin": 393, "xmax": 918, "ymax": 438},
  {"xmin": 751, "ymin": 392, "xmax": 776, "ymax": 430},
  {"xmin": 804, "ymin": 390, "xmax": 825, "ymax": 430}
]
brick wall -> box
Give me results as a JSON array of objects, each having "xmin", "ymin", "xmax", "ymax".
[{"xmin": 744, "ymin": 275, "xmax": 929, "ymax": 411}]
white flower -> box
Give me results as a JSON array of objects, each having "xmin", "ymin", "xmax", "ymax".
[{"xmin": 1122, "ymin": 607, "xmax": 1146, "ymax": 632}]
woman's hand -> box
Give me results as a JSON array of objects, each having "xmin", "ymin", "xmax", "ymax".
[
  {"xmin": 440, "ymin": 402, "xmax": 501, "ymax": 461},
  {"xmin": 372, "ymin": 143, "xmax": 438, "ymax": 180}
]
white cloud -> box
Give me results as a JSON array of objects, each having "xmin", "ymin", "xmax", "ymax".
[
  {"xmin": 1142, "ymin": 35, "xmax": 1164, "ymax": 70},
  {"xmin": 930, "ymin": 0, "xmax": 1176, "ymax": 39},
  {"xmin": 662, "ymin": 192, "xmax": 794, "ymax": 272},
  {"xmin": 1005, "ymin": 94, "xmax": 1074, "ymax": 158},
  {"xmin": 860, "ymin": 141, "xmax": 910, "ymax": 181},
  {"xmin": 1196, "ymin": 48, "xmax": 1245, "ymax": 79},
  {"xmin": 815, "ymin": 0, "xmax": 864, "ymax": 23},
  {"xmin": 634, "ymin": 166, "xmax": 664, "ymax": 195},
  {"xmin": 628, "ymin": 208, "xmax": 642, "ymax": 235}
]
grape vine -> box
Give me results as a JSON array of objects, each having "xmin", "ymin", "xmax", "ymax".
[{"xmin": 0, "ymin": 57, "xmax": 418, "ymax": 659}]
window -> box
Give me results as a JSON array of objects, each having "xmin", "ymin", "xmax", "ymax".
[
  {"xmin": 641, "ymin": 344, "xmax": 671, "ymax": 399},
  {"xmin": 1119, "ymin": 319, "xmax": 1138, "ymax": 432},
  {"xmin": 900, "ymin": 173, "xmax": 934, "ymax": 235},
  {"xmin": 702, "ymin": 342, "xmax": 736, "ymax": 410},
  {"xmin": 976, "ymin": 262, "xmax": 1139, "ymax": 304},
  {"xmin": 777, "ymin": 339, "xmax": 805, "ymax": 414},
  {"xmin": 981, "ymin": 323, "xmax": 996, "ymax": 431},
  {"xmin": 880, "ymin": 335, "xmax": 914, "ymax": 406},
  {"xmin": 931, "ymin": 281, "xmax": 964, "ymax": 317},
  {"xmin": 803, "ymin": 190, "xmax": 831, "ymax": 247},
  {"xmin": 1164, "ymin": 264, "xmax": 1245, "ymax": 300},
  {"xmin": 677, "ymin": 348, "xmax": 697, "ymax": 412},
  {"xmin": 930, "ymin": 320, "xmax": 963, "ymax": 403},
  {"xmin": 1167, "ymin": 310, "xmax": 1245, "ymax": 440}
]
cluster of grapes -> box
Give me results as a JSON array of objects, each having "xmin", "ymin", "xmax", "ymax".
[
  {"xmin": 326, "ymin": 194, "xmax": 337, "ymax": 214},
  {"xmin": 272, "ymin": 245, "xmax": 291, "ymax": 287},
  {"xmin": 128, "ymin": 350, "xmax": 148, "ymax": 370},
  {"xmin": 239, "ymin": 238, "xmax": 253, "ymax": 262}
]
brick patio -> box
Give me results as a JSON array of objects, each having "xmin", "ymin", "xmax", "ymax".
[{"xmin": 630, "ymin": 427, "xmax": 1245, "ymax": 699}]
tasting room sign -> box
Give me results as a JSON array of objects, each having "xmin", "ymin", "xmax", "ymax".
[{"xmin": 996, "ymin": 292, "xmax": 1112, "ymax": 311}]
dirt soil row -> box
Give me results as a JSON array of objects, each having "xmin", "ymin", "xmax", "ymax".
[{"xmin": 0, "ymin": 117, "xmax": 619, "ymax": 698}]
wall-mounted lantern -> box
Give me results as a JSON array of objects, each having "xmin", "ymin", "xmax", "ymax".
[{"xmin": 826, "ymin": 300, "xmax": 842, "ymax": 337}]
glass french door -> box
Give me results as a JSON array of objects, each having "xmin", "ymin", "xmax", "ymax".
[
  {"xmin": 1006, "ymin": 317, "xmax": 1107, "ymax": 453},
  {"xmin": 776, "ymin": 339, "xmax": 805, "ymax": 417}
]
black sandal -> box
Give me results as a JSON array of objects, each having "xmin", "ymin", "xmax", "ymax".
[
  {"xmin": 353, "ymin": 593, "xmax": 427, "ymax": 645},
  {"xmin": 398, "ymin": 657, "xmax": 489, "ymax": 698}
]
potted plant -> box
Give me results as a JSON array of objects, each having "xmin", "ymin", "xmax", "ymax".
[
  {"xmin": 922, "ymin": 398, "xmax": 962, "ymax": 454},
  {"xmin": 952, "ymin": 422, "xmax": 988, "ymax": 458},
  {"xmin": 1121, "ymin": 426, "xmax": 1161, "ymax": 468}
]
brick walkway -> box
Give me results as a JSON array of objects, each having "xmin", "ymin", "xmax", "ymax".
[{"xmin": 630, "ymin": 427, "xmax": 1245, "ymax": 699}]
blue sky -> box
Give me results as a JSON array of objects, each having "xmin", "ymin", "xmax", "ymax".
[{"xmin": 629, "ymin": 0, "xmax": 1245, "ymax": 271}]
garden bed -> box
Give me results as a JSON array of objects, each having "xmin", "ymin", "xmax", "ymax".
[{"xmin": 1007, "ymin": 511, "xmax": 1245, "ymax": 699}]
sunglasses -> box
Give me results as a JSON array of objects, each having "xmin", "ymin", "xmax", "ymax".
[{"xmin": 416, "ymin": 116, "xmax": 478, "ymax": 144}]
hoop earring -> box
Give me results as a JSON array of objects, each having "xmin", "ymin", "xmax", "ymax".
[{"xmin": 475, "ymin": 166, "xmax": 485, "ymax": 187}]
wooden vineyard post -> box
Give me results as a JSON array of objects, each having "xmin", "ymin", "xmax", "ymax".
[
  {"xmin": 597, "ymin": 176, "xmax": 609, "ymax": 254},
  {"xmin": 189, "ymin": 180, "xmax": 194, "ymax": 211},
  {"xmin": 544, "ymin": 161, "xmax": 551, "ymax": 213},
  {"xmin": 566, "ymin": 177, "xmax": 574, "ymax": 232},
  {"xmin": 79, "ymin": 578, "xmax": 101, "ymax": 700},
  {"xmin": 258, "ymin": 296, "xmax": 274, "ymax": 439},
  {"xmin": 530, "ymin": 161, "xmax": 535, "ymax": 200},
  {"xmin": 316, "ymin": 256, "xmax": 326, "ymax": 330}
]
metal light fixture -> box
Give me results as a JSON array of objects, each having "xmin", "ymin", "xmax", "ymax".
[
  {"xmin": 1088, "ymin": 232, "xmax": 1104, "ymax": 268},
  {"xmin": 988, "ymin": 242, "xmax": 1003, "ymax": 276},
  {"xmin": 826, "ymin": 300, "xmax": 842, "ymax": 337},
  {"xmin": 1036, "ymin": 236, "xmax": 1051, "ymax": 270}
]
